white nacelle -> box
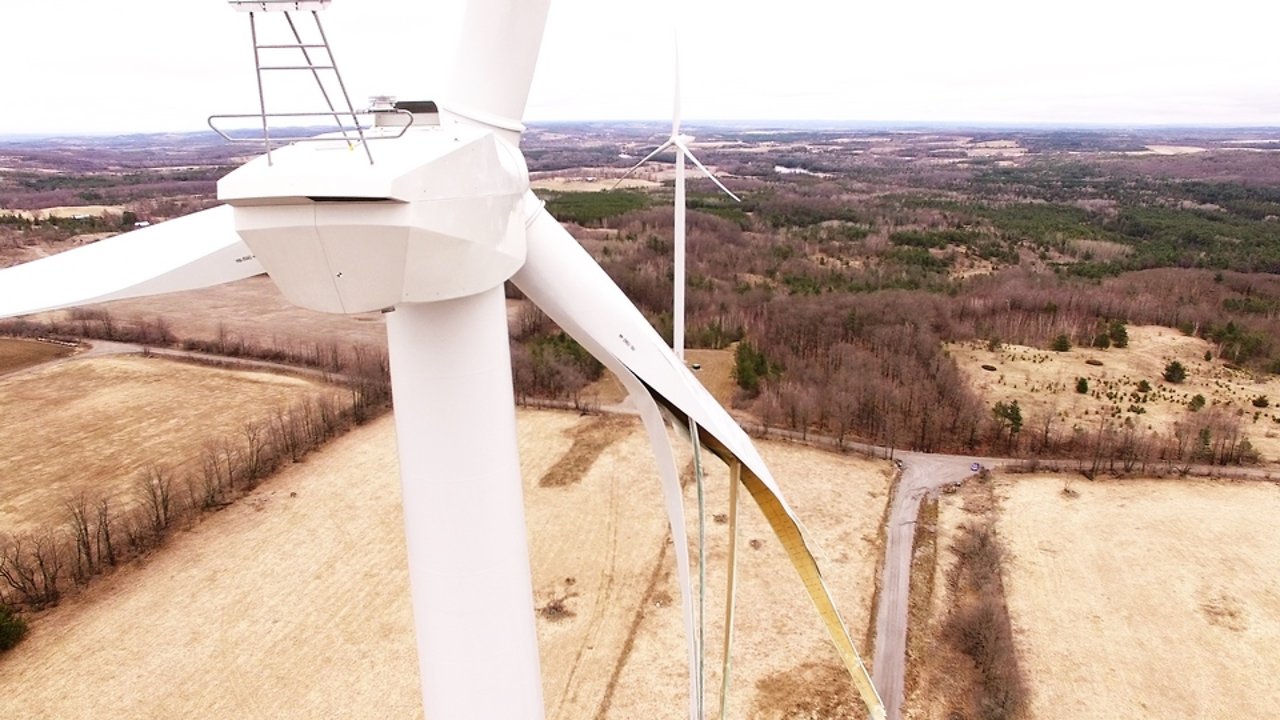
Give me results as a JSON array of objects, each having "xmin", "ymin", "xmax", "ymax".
[{"xmin": 217, "ymin": 123, "xmax": 528, "ymax": 314}]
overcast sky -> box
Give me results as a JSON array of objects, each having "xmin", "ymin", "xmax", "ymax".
[{"xmin": 2, "ymin": 0, "xmax": 1278, "ymax": 135}]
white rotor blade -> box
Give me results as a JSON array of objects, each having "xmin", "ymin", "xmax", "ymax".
[
  {"xmin": 514, "ymin": 196, "xmax": 702, "ymax": 720},
  {"xmin": 513, "ymin": 196, "xmax": 885, "ymax": 720},
  {"xmin": 0, "ymin": 205, "xmax": 262, "ymax": 319},
  {"xmin": 612, "ymin": 138, "xmax": 676, "ymax": 190},
  {"xmin": 674, "ymin": 139, "xmax": 741, "ymax": 202},
  {"xmin": 614, "ymin": 347, "xmax": 703, "ymax": 720},
  {"xmin": 443, "ymin": 0, "xmax": 551, "ymax": 129}
]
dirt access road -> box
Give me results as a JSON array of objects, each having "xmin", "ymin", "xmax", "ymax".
[{"xmin": 872, "ymin": 450, "xmax": 990, "ymax": 720}]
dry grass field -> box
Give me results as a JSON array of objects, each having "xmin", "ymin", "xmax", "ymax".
[
  {"xmin": 1, "ymin": 409, "xmax": 891, "ymax": 719},
  {"xmin": 584, "ymin": 346, "xmax": 738, "ymax": 410},
  {"xmin": 909, "ymin": 473, "xmax": 1280, "ymax": 719},
  {"xmin": 54, "ymin": 275, "xmax": 391, "ymax": 351},
  {"xmin": 0, "ymin": 338, "xmax": 74, "ymax": 375},
  {"xmin": 531, "ymin": 175, "xmax": 659, "ymax": 192},
  {"xmin": 0, "ymin": 354, "xmax": 342, "ymax": 533},
  {"xmin": 35, "ymin": 277, "xmax": 535, "ymax": 360},
  {"xmin": 951, "ymin": 325, "xmax": 1280, "ymax": 462},
  {"xmin": 1, "ymin": 205, "xmax": 126, "ymax": 220}
]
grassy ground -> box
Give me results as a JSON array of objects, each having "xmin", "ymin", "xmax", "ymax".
[
  {"xmin": 997, "ymin": 475, "xmax": 1280, "ymax": 719},
  {"xmin": 0, "ymin": 355, "xmax": 342, "ymax": 533},
  {"xmin": 908, "ymin": 473, "xmax": 1280, "ymax": 719},
  {"xmin": 951, "ymin": 325, "xmax": 1280, "ymax": 461},
  {"xmin": 0, "ymin": 338, "xmax": 73, "ymax": 375},
  {"xmin": 1, "ymin": 409, "xmax": 892, "ymax": 720}
]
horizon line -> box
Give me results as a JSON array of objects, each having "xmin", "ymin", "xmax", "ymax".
[{"xmin": 4, "ymin": 119, "xmax": 1280, "ymax": 142}]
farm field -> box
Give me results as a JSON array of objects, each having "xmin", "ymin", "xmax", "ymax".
[
  {"xmin": 0, "ymin": 354, "xmax": 343, "ymax": 533},
  {"xmin": 0, "ymin": 337, "xmax": 73, "ymax": 375},
  {"xmin": 951, "ymin": 325, "xmax": 1280, "ymax": 462},
  {"xmin": 50, "ymin": 275, "xmax": 390, "ymax": 351},
  {"xmin": 909, "ymin": 473, "xmax": 1280, "ymax": 719},
  {"xmin": 27, "ymin": 276, "xmax": 535, "ymax": 361},
  {"xmin": 1, "ymin": 409, "xmax": 891, "ymax": 720}
]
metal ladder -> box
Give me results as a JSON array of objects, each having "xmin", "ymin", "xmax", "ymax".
[{"xmin": 220, "ymin": 1, "xmax": 373, "ymax": 165}]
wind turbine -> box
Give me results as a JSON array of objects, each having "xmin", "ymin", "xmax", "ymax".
[
  {"xmin": 616, "ymin": 34, "xmax": 740, "ymax": 361},
  {"xmin": 0, "ymin": 2, "xmax": 883, "ymax": 719}
]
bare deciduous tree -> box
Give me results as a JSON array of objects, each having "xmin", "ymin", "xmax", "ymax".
[{"xmin": 137, "ymin": 464, "xmax": 174, "ymax": 538}]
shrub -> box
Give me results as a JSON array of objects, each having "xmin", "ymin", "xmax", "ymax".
[
  {"xmin": 1137, "ymin": 380, "xmax": 1152, "ymax": 393},
  {"xmin": 943, "ymin": 521, "xmax": 1026, "ymax": 720},
  {"xmin": 1253, "ymin": 395, "xmax": 1270, "ymax": 408},
  {"xmin": 1108, "ymin": 320, "xmax": 1129, "ymax": 348},
  {"xmin": 0, "ymin": 604, "xmax": 27, "ymax": 652},
  {"xmin": 1163, "ymin": 361, "xmax": 1187, "ymax": 383},
  {"xmin": 1189, "ymin": 394, "xmax": 1206, "ymax": 411},
  {"xmin": 1076, "ymin": 377, "xmax": 1089, "ymax": 394},
  {"xmin": 733, "ymin": 340, "xmax": 779, "ymax": 397},
  {"xmin": 1051, "ymin": 334, "xmax": 1071, "ymax": 352}
]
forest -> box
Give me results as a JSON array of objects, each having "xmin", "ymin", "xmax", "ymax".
[{"xmin": 525, "ymin": 124, "xmax": 1280, "ymax": 463}]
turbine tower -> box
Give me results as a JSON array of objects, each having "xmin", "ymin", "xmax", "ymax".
[
  {"xmin": 617, "ymin": 34, "xmax": 740, "ymax": 360},
  {"xmin": 0, "ymin": 2, "xmax": 884, "ymax": 719}
]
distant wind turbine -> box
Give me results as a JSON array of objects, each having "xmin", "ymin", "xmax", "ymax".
[{"xmin": 616, "ymin": 34, "xmax": 740, "ymax": 361}]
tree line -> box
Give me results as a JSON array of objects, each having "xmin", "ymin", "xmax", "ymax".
[{"xmin": 0, "ymin": 321, "xmax": 393, "ymax": 650}]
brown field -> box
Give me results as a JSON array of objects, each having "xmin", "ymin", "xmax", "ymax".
[
  {"xmin": 531, "ymin": 175, "xmax": 659, "ymax": 192},
  {"xmin": 1, "ymin": 205, "xmax": 126, "ymax": 220},
  {"xmin": 951, "ymin": 325, "xmax": 1280, "ymax": 462},
  {"xmin": 0, "ymin": 337, "xmax": 74, "ymax": 375},
  {"xmin": 0, "ymin": 355, "xmax": 342, "ymax": 533},
  {"xmin": 910, "ymin": 474, "xmax": 1280, "ymax": 719},
  {"xmin": 1, "ymin": 409, "xmax": 891, "ymax": 719},
  {"xmin": 47, "ymin": 275, "xmax": 390, "ymax": 351},
  {"xmin": 585, "ymin": 346, "xmax": 738, "ymax": 410},
  {"xmin": 33, "ymin": 277, "xmax": 536, "ymax": 360}
]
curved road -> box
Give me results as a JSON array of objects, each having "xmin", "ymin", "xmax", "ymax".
[{"xmin": 870, "ymin": 451, "xmax": 990, "ymax": 720}]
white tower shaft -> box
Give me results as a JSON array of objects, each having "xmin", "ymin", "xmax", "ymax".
[
  {"xmin": 674, "ymin": 149, "xmax": 687, "ymax": 361},
  {"xmin": 386, "ymin": 290, "xmax": 545, "ymax": 720}
]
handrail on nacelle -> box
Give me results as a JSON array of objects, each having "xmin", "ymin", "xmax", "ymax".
[{"xmin": 207, "ymin": 110, "xmax": 415, "ymax": 149}]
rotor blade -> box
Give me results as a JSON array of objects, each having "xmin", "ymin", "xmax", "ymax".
[
  {"xmin": 674, "ymin": 139, "xmax": 741, "ymax": 202},
  {"xmin": 0, "ymin": 205, "xmax": 262, "ymax": 319},
  {"xmin": 513, "ymin": 196, "xmax": 886, "ymax": 720},
  {"xmin": 442, "ymin": 0, "xmax": 552, "ymax": 130},
  {"xmin": 514, "ymin": 196, "xmax": 701, "ymax": 720},
  {"xmin": 718, "ymin": 461, "xmax": 741, "ymax": 720},
  {"xmin": 622, "ymin": 357, "xmax": 703, "ymax": 720},
  {"xmin": 611, "ymin": 138, "xmax": 675, "ymax": 190}
]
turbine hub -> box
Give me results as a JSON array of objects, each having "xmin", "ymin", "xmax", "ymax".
[{"xmin": 217, "ymin": 123, "xmax": 528, "ymax": 314}]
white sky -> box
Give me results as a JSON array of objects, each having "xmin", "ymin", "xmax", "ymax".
[{"xmin": 1, "ymin": 0, "xmax": 1278, "ymax": 135}]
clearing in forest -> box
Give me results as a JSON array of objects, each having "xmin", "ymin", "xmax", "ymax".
[{"xmin": 952, "ymin": 325, "xmax": 1280, "ymax": 461}]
